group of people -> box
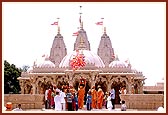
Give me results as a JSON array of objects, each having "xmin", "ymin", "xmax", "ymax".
[{"xmin": 44, "ymin": 84, "xmax": 127, "ymax": 111}]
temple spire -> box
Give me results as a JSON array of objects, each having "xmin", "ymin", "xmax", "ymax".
[
  {"xmin": 78, "ymin": 36, "xmax": 86, "ymax": 50},
  {"xmin": 115, "ymin": 54, "xmax": 119, "ymax": 61}
]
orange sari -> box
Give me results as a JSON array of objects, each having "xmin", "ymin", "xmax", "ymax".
[
  {"xmin": 91, "ymin": 89, "xmax": 97, "ymax": 109},
  {"xmin": 97, "ymin": 89, "xmax": 104, "ymax": 109},
  {"xmin": 78, "ymin": 87, "xmax": 85, "ymax": 109}
]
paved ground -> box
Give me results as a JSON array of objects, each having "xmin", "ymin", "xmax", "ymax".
[
  {"xmin": 8, "ymin": 105, "xmax": 158, "ymax": 112},
  {"xmin": 3, "ymin": 104, "xmax": 159, "ymax": 113},
  {"xmin": 23, "ymin": 106, "xmax": 157, "ymax": 112},
  {"xmin": 23, "ymin": 108, "xmax": 137, "ymax": 112}
]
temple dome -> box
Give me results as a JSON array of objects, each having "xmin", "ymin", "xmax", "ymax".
[
  {"xmin": 35, "ymin": 55, "xmax": 55, "ymax": 68},
  {"xmin": 59, "ymin": 50, "xmax": 105, "ymax": 68},
  {"xmin": 109, "ymin": 56, "xmax": 127, "ymax": 68}
]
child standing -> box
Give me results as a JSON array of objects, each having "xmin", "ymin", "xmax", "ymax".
[
  {"xmin": 121, "ymin": 100, "xmax": 127, "ymax": 111},
  {"xmin": 104, "ymin": 92, "xmax": 108, "ymax": 109},
  {"xmin": 66, "ymin": 89, "xmax": 73, "ymax": 111},
  {"xmin": 74, "ymin": 92, "xmax": 78, "ymax": 111},
  {"xmin": 86, "ymin": 90, "xmax": 92, "ymax": 111},
  {"xmin": 107, "ymin": 92, "xmax": 112, "ymax": 111}
]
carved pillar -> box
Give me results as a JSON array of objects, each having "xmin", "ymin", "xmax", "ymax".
[
  {"xmin": 139, "ymin": 80, "xmax": 143, "ymax": 94},
  {"xmin": 19, "ymin": 80, "xmax": 25, "ymax": 94},
  {"xmin": 106, "ymin": 75, "xmax": 111, "ymax": 92},
  {"xmin": 67, "ymin": 72, "xmax": 74, "ymax": 86},
  {"xmin": 127, "ymin": 75, "xmax": 134, "ymax": 94},
  {"xmin": 90, "ymin": 72, "xmax": 97, "ymax": 88},
  {"xmin": 30, "ymin": 75, "xmax": 36, "ymax": 94},
  {"xmin": 53, "ymin": 75, "xmax": 58, "ymax": 85},
  {"xmin": 24, "ymin": 80, "xmax": 31, "ymax": 94},
  {"xmin": 31, "ymin": 84, "xmax": 35, "ymax": 94}
]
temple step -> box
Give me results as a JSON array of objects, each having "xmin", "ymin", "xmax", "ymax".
[{"xmin": 115, "ymin": 104, "xmax": 121, "ymax": 108}]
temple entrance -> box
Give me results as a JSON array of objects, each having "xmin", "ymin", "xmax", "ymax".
[
  {"xmin": 73, "ymin": 79, "xmax": 80, "ymax": 91},
  {"xmin": 73, "ymin": 77, "xmax": 91, "ymax": 105},
  {"xmin": 57, "ymin": 78, "xmax": 69, "ymax": 89},
  {"xmin": 84, "ymin": 80, "xmax": 91, "ymax": 105},
  {"xmin": 36, "ymin": 80, "xmax": 52, "ymax": 94},
  {"xmin": 95, "ymin": 78, "xmax": 107, "ymax": 93},
  {"xmin": 134, "ymin": 83, "xmax": 138, "ymax": 94},
  {"xmin": 111, "ymin": 78, "xmax": 127, "ymax": 104}
]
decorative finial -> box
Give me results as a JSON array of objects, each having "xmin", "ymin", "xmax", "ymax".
[
  {"xmin": 44, "ymin": 54, "xmax": 49, "ymax": 61},
  {"xmin": 58, "ymin": 26, "xmax": 60, "ymax": 34},
  {"xmin": 57, "ymin": 18, "xmax": 60, "ymax": 25},
  {"xmin": 115, "ymin": 54, "xmax": 119, "ymax": 61},
  {"xmin": 104, "ymin": 27, "xmax": 106, "ymax": 34},
  {"xmin": 57, "ymin": 18, "xmax": 60, "ymax": 34},
  {"xmin": 101, "ymin": 18, "xmax": 104, "ymax": 34},
  {"xmin": 79, "ymin": 6, "xmax": 82, "ymax": 28},
  {"xmin": 80, "ymin": 21, "xmax": 83, "ymax": 29}
]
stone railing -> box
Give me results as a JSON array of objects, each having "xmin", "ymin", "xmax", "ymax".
[
  {"xmin": 120, "ymin": 94, "xmax": 164, "ymax": 110},
  {"xmin": 4, "ymin": 94, "xmax": 44, "ymax": 109}
]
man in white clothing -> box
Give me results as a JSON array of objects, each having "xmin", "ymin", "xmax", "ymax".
[
  {"xmin": 54, "ymin": 91, "xmax": 61, "ymax": 111},
  {"xmin": 12, "ymin": 104, "xmax": 23, "ymax": 111},
  {"xmin": 45, "ymin": 87, "xmax": 49, "ymax": 109},
  {"xmin": 60, "ymin": 89, "xmax": 66, "ymax": 111}
]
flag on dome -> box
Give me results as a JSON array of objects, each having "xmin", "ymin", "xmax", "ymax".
[
  {"xmin": 72, "ymin": 32, "xmax": 79, "ymax": 36},
  {"xmin": 51, "ymin": 21, "xmax": 58, "ymax": 25},
  {"xmin": 112, "ymin": 54, "xmax": 115, "ymax": 59},
  {"xmin": 125, "ymin": 59, "xmax": 129, "ymax": 63},
  {"xmin": 42, "ymin": 54, "xmax": 45, "ymax": 57},
  {"xmin": 95, "ymin": 21, "xmax": 103, "ymax": 25}
]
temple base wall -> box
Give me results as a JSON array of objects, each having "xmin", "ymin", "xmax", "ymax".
[
  {"xmin": 4, "ymin": 94, "xmax": 44, "ymax": 109},
  {"xmin": 120, "ymin": 94, "xmax": 164, "ymax": 110}
]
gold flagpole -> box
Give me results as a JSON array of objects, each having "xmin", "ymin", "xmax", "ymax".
[
  {"xmin": 57, "ymin": 17, "xmax": 60, "ymax": 34},
  {"xmin": 101, "ymin": 18, "xmax": 104, "ymax": 34}
]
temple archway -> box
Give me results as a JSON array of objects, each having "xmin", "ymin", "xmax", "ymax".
[
  {"xmin": 24, "ymin": 81, "xmax": 32, "ymax": 94},
  {"xmin": 84, "ymin": 79, "xmax": 91, "ymax": 105},
  {"xmin": 111, "ymin": 80, "xmax": 121, "ymax": 104},
  {"xmin": 95, "ymin": 77, "xmax": 107, "ymax": 93},
  {"xmin": 35, "ymin": 77, "xmax": 53, "ymax": 94},
  {"xmin": 134, "ymin": 83, "xmax": 138, "ymax": 94},
  {"xmin": 57, "ymin": 78, "xmax": 69, "ymax": 89},
  {"xmin": 73, "ymin": 78, "xmax": 80, "ymax": 91}
]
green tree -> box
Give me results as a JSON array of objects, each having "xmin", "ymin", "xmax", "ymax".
[{"xmin": 4, "ymin": 60, "xmax": 21, "ymax": 94}]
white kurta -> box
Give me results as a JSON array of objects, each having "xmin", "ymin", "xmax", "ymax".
[
  {"xmin": 54, "ymin": 95, "xmax": 61, "ymax": 111},
  {"xmin": 60, "ymin": 91, "xmax": 66, "ymax": 103},
  {"xmin": 60, "ymin": 91, "xmax": 66, "ymax": 111},
  {"xmin": 107, "ymin": 96, "xmax": 112, "ymax": 111}
]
